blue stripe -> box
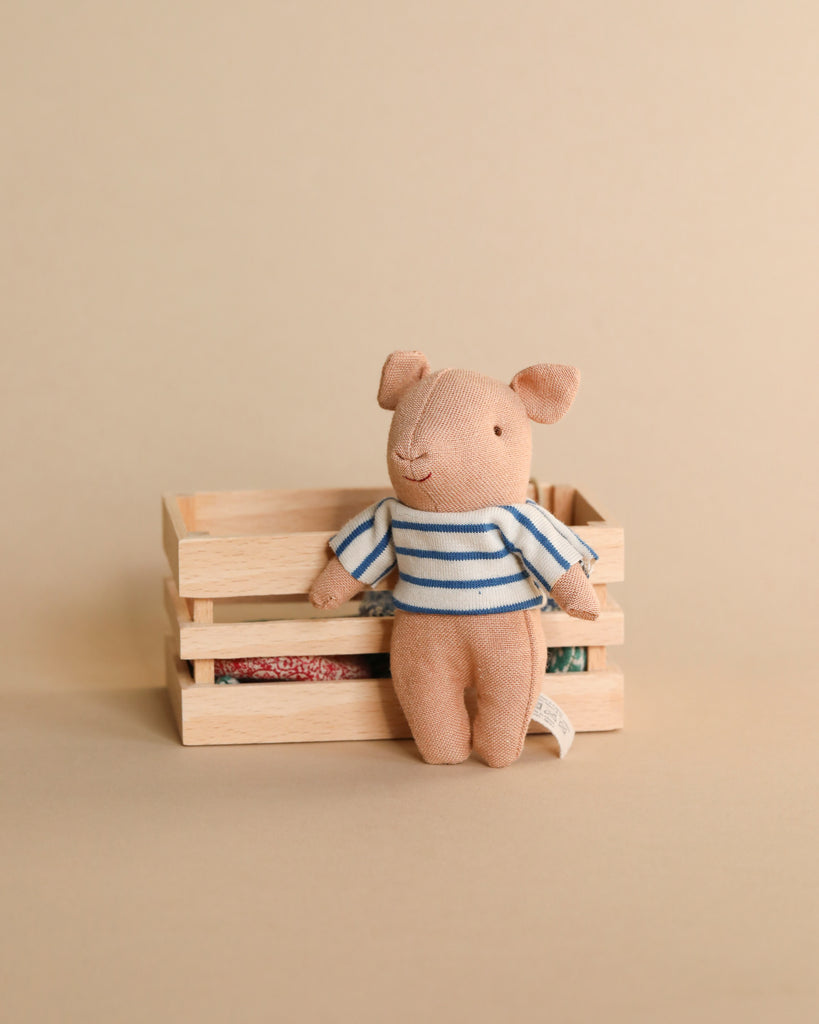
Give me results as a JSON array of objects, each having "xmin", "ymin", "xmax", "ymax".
[
  {"xmin": 394, "ymin": 545, "xmax": 509, "ymax": 561},
  {"xmin": 399, "ymin": 570, "xmax": 528, "ymax": 590},
  {"xmin": 334, "ymin": 517, "xmax": 374, "ymax": 556},
  {"xmin": 352, "ymin": 530, "xmax": 391, "ymax": 579},
  {"xmin": 500, "ymin": 506, "xmax": 571, "ymax": 570},
  {"xmin": 372, "ymin": 559, "xmax": 397, "ymax": 584},
  {"xmin": 393, "ymin": 596, "xmax": 542, "ymax": 615},
  {"xmin": 333, "ymin": 498, "xmax": 389, "ymax": 557},
  {"xmin": 391, "ymin": 520, "xmax": 498, "ymax": 534},
  {"xmin": 525, "ymin": 500, "xmax": 598, "ymax": 559}
]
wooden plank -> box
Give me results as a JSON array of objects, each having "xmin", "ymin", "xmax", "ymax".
[
  {"xmin": 173, "ymin": 482, "xmax": 624, "ymax": 597},
  {"xmin": 178, "ymin": 532, "xmax": 334, "ymax": 597},
  {"xmin": 542, "ymin": 600, "xmax": 624, "ymax": 648},
  {"xmin": 166, "ymin": 646, "xmax": 624, "ymax": 745},
  {"xmin": 175, "ymin": 598, "xmax": 624, "ymax": 660},
  {"xmin": 586, "ymin": 646, "xmax": 607, "ymax": 670},
  {"xmin": 182, "ymin": 615, "xmax": 395, "ymax": 659},
  {"xmin": 178, "ymin": 525, "xmax": 624, "ymax": 598},
  {"xmin": 165, "ymin": 578, "xmax": 623, "ymax": 658},
  {"xmin": 168, "ymin": 644, "xmax": 407, "ymax": 745},
  {"xmin": 191, "ymin": 486, "xmax": 394, "ymax": 536}
]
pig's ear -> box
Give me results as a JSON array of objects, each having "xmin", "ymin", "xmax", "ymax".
[
  {"xmin": 510, "ymin": 364, "xmax": 581, "ymax": 424},
  {"xmin": 378, "ymin": 351, "xmax": 431, "ymax": 410}
]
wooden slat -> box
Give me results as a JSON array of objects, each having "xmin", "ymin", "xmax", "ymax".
[
  {"xmin": 587, "ymin": 646, "xmax": 607, "ymax": 670},
  {"xmin": 169, "ymin": 483, "xmax": 624, "ymax": 597},
  {"xmin": 192, "ymin": 486, "xmax": 394, "ymax": 536},
  {"xmin": 178, "ymin": 607, "xmax": 623, "ymax": 658},
  {"xmin": 165, "ymin": 638, "xmax": 624, "ymax": 746},
  {"xmin": 178, "ymin": 532, "xmax": 334, "ymax": 597},
  {"xmin": 167, "ymin": 580, "xmax": 624, "ymax": 659},
  {"xmin": 182, "ymin": 615, "xmax": 395, "ymax": 659},
  {"xmin": 177, "ymin": 524, "xmax": 624, "ymax": 598}
]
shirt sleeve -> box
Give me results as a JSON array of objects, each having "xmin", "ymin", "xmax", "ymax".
[
  {"xmin": 328, "ymin": 499, "xmax": 396, "ymax": 586},
  {"xmin": 497, "ymin": 502, "xmax": 598, "ymax": 593}
]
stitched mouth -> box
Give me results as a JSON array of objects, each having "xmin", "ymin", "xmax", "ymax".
[{"xmin": 403, "ymin": 472, "xmax": 432, "ymax": 483}]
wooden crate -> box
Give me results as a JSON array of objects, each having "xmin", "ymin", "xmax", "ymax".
[{"xmin": 162, "ymin": 482, "xmax": 625, "ymax": 746}]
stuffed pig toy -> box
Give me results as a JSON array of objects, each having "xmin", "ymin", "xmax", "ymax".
[{"xmin": 309, "ymin": 352, "xmax": 600, "ymax": 767}]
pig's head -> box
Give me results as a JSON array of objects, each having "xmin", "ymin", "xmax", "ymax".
[{"xmin": 378, "ymin": 351, "xmax": 581, "ymax": 513}]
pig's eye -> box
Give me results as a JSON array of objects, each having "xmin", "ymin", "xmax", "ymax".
[{"xmin": 494, "ymin": 425, "xmax": 502, "ymax": 436}]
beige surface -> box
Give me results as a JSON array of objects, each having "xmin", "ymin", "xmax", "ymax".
[{"xmin": 2, "ymin": 2, "xmax": 817, "ymax": 1021}]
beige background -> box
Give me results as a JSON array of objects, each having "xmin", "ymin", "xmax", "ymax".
[{"xmin": 2, "ymin": 2, "xmax": 817, "ymax": 1021}]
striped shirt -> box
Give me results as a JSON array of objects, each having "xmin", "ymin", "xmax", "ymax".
[{"xmin": 329, "ymin": 498, "xmax": 598, "ymax": 615}]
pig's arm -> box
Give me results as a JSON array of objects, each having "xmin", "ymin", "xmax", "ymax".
[
  {"xmin": 310, "ymin": 500, "xmax": 395, "ymax": 610},
  {"xmin": 550, "ymin": 562, "xmax": 600, "ymax": 621},
  {"xmin": 309, "ymin": 555, "xmax": 365, "ymax": 610},
  {"xmin": 505, "ymin": 505, "xmax": 601, "ymax": 622}
]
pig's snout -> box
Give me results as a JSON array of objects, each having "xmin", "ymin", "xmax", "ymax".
[
  {"xmin": 392, "ymin": 448, "xmax": 432, "ymax": 483},
  {"xmin": 393, "ymin": 449, "xmax": 429, "ymax": 464}
]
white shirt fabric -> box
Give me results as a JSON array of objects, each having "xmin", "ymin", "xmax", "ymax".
[{"xmin": 329, "ymin": 498, "xmax": 597, "ymax": 615}]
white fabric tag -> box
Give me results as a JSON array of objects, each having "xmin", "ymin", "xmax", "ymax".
[{"xmin": 531, "ymin": 693, "xmax": 575, "ymax": 759}]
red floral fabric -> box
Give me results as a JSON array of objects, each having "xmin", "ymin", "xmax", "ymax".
[{"xmin": 213, "ymin": 654, "xmax": 373, "ymax": 682}]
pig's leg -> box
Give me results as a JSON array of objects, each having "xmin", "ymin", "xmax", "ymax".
[
  {"xmin": 390, "ymin": 610, "xmax": 472, "ymax": 765},
  {"xmin": 472, "ymin": 610, "xmax": 546, "ymax": 768}
]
